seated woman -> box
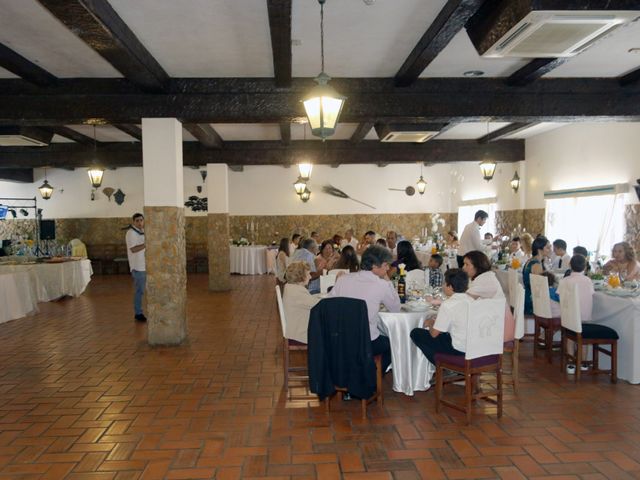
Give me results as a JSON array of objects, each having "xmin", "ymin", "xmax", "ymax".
[
  {"xmin": 603, "ymin": 241, "xmax": 640, "ymax": 281},
  {"xmin": 523, "ymin": 236, "xmax": 552, "ymax": 315},
  {"xmin": 446, "ymin": 231, "xmax": 459, "ymax": 250},
  {"xmin": 315, "ymin": 239, "xmax": 340, "ymax": 273},
  {"xmin": 410, "ymin": 269, "xmax": 471, "ymax": 364},
  {"xmin": 275, "ymin": 237, "xmax": 290, "ymax": 287},
  {"xmin": 520, "ymin": 232, "xmax": 534, "ymax": 260},
  {"xmin": 334, "ymin": 245, "xmax": 359, "ymax": 272},
  {"xmin": 462, "ymin": 250, "xmax": 515, "ymax": 342},
  {"xmin": 282, "ymin": 262, "xmax": 320, "ymax": 344},
  {"xmin": 391, "ymin": 240, "xmax": 422, "ymax": 274}
]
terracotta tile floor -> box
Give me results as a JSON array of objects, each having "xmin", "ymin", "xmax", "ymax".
[{"xmin": 1, "ymin": 274, "xmax": 640, "ymax": 480}]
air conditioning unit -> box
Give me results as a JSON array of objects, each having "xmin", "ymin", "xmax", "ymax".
[
  {"xmin": 0, "ymin": 127, "xmax": 52, "ymax": 147},
  {"xmin": 480, "ymin": 10, "xmax": 638, "ymax": 58},
  {"xmin": 375, "ymin": 124, "xmax": 442, "ymax": 143}
]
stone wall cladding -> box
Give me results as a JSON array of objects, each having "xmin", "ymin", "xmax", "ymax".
[
  {"xmin": 208, "ymin": 213, "xmax": 230, "ymax": 291},
  {"xmin": 144, "ymin": 206, "xmax": 187, "ymax": 346}
]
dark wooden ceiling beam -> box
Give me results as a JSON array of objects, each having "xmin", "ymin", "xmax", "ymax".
[
  {"xmin": 0, "ymin": 42, "xmax": 57, "ymax": 87},
  {"xmin": 266, "ymin": 0, "xmax": 292, "ymax": 87},
  {"xmin": 0, "ymin": 168, "xmax": 34, "ymax": 183},
  {"xmin": 620, "ymin": 67, "xmax": 640, "ymax": 86},
  {"xmin": 478, "ymin": 122, "xmax": 538, "ymax": 143},
  {"xmin": 0, "ymin": 77, "xmax": 639, "ymax": 125},
  {"xmin": 183, "ymin": 123, "xmax": 224, "ymax": 148},
  {"xmin": 113, "ymin": 124, "xmax": 142, "ymax": 140},
  {"xmin": 0, "ymin": 139, "xmax": 524, "ymax": 169},
  {"xmin": 280, "ymin": 122, "xmax": 291, "ymax": 145},
  {"xmin": 47, "ymin": 126, "xmax": 99, "ymax": 145},
  {"xmin": 506, "ymin": 58, "xmax": 569, "ymax": 86},
  {"xmin": 350, "ymin": 122, "xmax": 374, "ymax": 143},
  {"xmin": 395, "ymin": 0, "xmax": 484, "ymax": 87},
  {"xmin": 37, "ymin": 0, "xmax": 169, "ymax": 92}
]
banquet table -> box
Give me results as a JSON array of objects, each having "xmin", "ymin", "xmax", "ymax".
[
  {"xmin": 0, "ymin": 259, "xmax": 93, "ymax": 324},
  {"xmin": 378, "ymin": 309, "xmax": 437, "ymax": 396},
  {"xmin": 229, "ymin": 245, "xmax": 268, "ymax": 275},
  {"xmin": 588, "ymin": 292, "xmax": 640, "ymax": 384}
]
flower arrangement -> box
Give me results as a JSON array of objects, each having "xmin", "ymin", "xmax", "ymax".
[{"xmin": 232, "ymin": 237, "xmax": 250, "ymax": 246}]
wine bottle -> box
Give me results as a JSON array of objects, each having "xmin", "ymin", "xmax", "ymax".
[{"xmin": 397, "ymin": 265, "xmax": 406, "ymax": 304}]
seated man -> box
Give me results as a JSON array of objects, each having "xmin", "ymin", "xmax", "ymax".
[
  {"xmin": 386, "ymin": 230, "xmax": 398, "ymax": 256},
  {"xmin": 558, "ymin": 254, "xmax": 595, "ymax": 321},
  {"xmin": 356, "ymin": 230, "xmax": 376, "ymax": 256},
  {"xmin": 552, "ymin": 239, "xmax": 571, "ymax": 271},
  {"xmin": 426, "ymin": 254, "xmax": 444, "ymax": 288},
  {"xmin": 329, "ymin": 245, "xmax": 400, "ymax": 370},
  {"xmin": 340, "ymin": 229, "xmax": 358, "ymax": 250},
  {"xmin": 291, "ymin": 238, "xmax": 321, "ymax": 294},
  {"xmin": 509, "ymin": 236, "xmax": 527, "ymax": 264},
  {"xmin": 410, "ymin": 269, "xmax": 471, "ymax": 365}
]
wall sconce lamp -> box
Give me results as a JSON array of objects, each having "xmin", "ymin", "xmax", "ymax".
[{"xmin": 510, "ymin": 171, "xmax": 521, "ymax": 193}]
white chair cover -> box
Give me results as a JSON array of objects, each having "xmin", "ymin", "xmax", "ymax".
[
  {"xmin": 465, "ymin": 298, "xmax": 505, "ymax": 360},
  {"xmin": 320, "ymin": 274, "xmax": 337, "ymax": 294},
  {"xmin": 559, "ymin": 282, "xmax": 582, "ymax": 333},
  {"xmin": 508, "ymin": 268, "xmax": 519, "ymax": 308},
  {"xmin": 69, "ymin": 238, "xmax": 88, "ymax": 258},
  {"xmin": 406, "ymin": 269, "xmax": 426, "ymax": 289},
  {"xmin": 275, "ymin": 285, "xmax": 287, "ymax": 336},
  {"xmin": 513, "ymin": 283, "xmax": 526, "ymax": 340},
  {"xmin": 328, "ymin": 269, "xmax": 349, "ymax": 275},
  {"xmin": 531, "ymin": 273, "xmax": 553, "ymax": 319}
]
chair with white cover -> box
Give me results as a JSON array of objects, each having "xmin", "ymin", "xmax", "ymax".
[
  {"xmin": 275, "ymin": 286, "xmax": 308, "ymax": 397},
  {"xmin": 559, "ymin": 283, "xmax": 618, "ymax": 383},
  {"xmin": 320, "ymin": 274, "xmax": 337, "ymax": 294},
  {"xmin": 328, "ymin": 269, "xmax": 349, "ymax": 275},
  {"xmin": 531, "ymin": 273, "xmax": 560, "ymax": 363},
  {"xmin": 435, "ymin": 298, "xmax": 505, "ymax": 425},
  {"xmin": 503, "ymin": 283, "xmax": 525, "ymax": 393},
  {"xmin": 69, "ymin": 238, "xmax": 88, "ymax": 258},
  {"xmin": 406, "ymin": 269, "xmax": 426, "ymax": 289},
  {"xmin": 508, "ymin": 268, "xmax": 519, "ymax": 309}
]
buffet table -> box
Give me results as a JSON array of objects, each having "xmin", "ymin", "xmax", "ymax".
[
  {"xmin": 229, "ymin": 245, "xmax": 268, "ymax": 275},
  {"xmin": 0, "ymin": 259, "xmax": 93, "ymax": 324}
]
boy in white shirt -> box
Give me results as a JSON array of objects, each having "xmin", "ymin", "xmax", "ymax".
[
  {"xmin": 410, "ymin": 269, "xmax": 472, "ymax": 364},
  {"xmin": 552, "ymin": 239, "xmax": 572, "ymax": 271}
]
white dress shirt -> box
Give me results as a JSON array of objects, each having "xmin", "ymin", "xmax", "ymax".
[{"xmin": 459, "ymin": 221, "xmax": 484, "ymax": 256}]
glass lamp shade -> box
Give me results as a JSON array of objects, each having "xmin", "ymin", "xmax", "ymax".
[
  {"xmin": 87, "ymin": 167, "xmax": 105, "ymax": 188},
  {"xmin": 300, "ymin": 187, "xmax": 311, "ymax": 203},
  {"xmin": 479, "ymin": 160, "xmax": 497, "ymax": 181},
  {"xmin": 298, "ymin": 163, "xmax": 313, "ymax": 181},
  {"xmin": 38, "ymin": 179, "xmax": 54, "ymax": 200},
  {"xmin": 510, "ymin": 171, "xmax": 521, "ymax": 193},
  {"xmin": 416, "ymin": 176, "xmax": 427, "ymax": 195},
  {"xmin": 293, "ymin": 177, "xmax": 307, "ymax": 195},
  {"xmin": 302, "ymin": 73, "xmax": 345, "ymax": 140}
]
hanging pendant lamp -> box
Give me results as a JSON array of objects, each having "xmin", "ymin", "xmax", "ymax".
[
  {"xmin": 416, "ymin": 163, "xmax": 427, "ymax": 195},
  {"xmin": 479, "ymin": 122, "xmax": 496, "ymax": 181},
  {"xmin": 38, "ymin": 167, "xmax": 54, "ymax": 200},
  {"xmin": 87, "ymin": 125, "xmax": 105, "ymax": 188},
  {"xmin": 302, "ymin": 0, "xmax": 345, "ymax": 140}
]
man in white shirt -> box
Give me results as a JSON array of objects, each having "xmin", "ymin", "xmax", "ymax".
[
  {"xmin": 386, "ymin": 230, "xmax": 398, "ymax": 257},
  {"xmin": 509, "ymin": 237, "xmax": 528, "ymax": 264},
  {"xmin": 410, "ymin": 269, "xmax": 472, "ymax": 364},
  {"xmin": 340, "ymin": 229, "xmax": 359, "ymax": 250},
  {"xmin": 558, "ymin": 255, "xmax": 595, "ymax": 321},
  {"xmin": 552, "ymin": 239, "xmax": 572, "ymax": 271},
  {"xmin": 330, "ymin": 245, "xmax": 400, "ymax": 370},
  {"xmin": 457, "ymin": 210, "xmax": 488, "ymax": 267},
  {"xmin": 356, "ymin": 230, "xmax": 376, "ymax": 256},
  {"xmin": 126, "ymin": 213, "xmax": 146, "ymax": 322}
]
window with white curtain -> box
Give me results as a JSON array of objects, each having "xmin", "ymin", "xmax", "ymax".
[
  {"xmin": 457, "ymin": 202, "xmax": 497, "ymax": 237},
  {"xmin": 545, "ymin": 192, "xmax": 625, "ymax": 261}
]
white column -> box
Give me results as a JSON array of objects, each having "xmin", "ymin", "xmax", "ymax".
[{"xmin": 142, "ymin": 118, "xmax": 183, "ymax": 207}]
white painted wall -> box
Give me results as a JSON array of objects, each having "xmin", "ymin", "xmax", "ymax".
[{"xmin": 525, "ymin": 123, "xmax": 640, "ymax": 208}]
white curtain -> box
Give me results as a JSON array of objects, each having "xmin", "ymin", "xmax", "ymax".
[
  {"xmin": 545, "ymin": 193, "xmax": 625, "ymax": 261},
  {"xmin": 457, "ymin": 203, "xmax": 496, "ymax": 237}
]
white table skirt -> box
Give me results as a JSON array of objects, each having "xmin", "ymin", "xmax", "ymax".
[
  {"xmin": 378, "ymin": 311, "xmax": 436, "ymax": 396},
  {"xmin": 0, "ymin": 259, "xmax": 92, "ymax": 324},
  {"xmin": 588, "ymin": 292, "xmax": 640, "ymax": 384},
  {"xmin": 229, "ymin": 245, "xmax": 268, "ymax": 275},
  {"xmin": 0, "ymin": 272, "xmax": 39, "ymax": 324}
]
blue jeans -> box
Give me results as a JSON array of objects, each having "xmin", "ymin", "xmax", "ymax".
[{"xmin": 131, "ymin": 270, "xmax": 146, "ymax": 315}]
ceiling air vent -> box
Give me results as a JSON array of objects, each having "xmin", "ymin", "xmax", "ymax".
[
  {"xmin": 0, "ymin": 127, "xmax": 52, "ymax": 147},
  {"xmin": 375, "ymin": 124, "xmax": 444, "ymax": 143},
  {"xmin": 481, "ymin": 11, "xmax": 638, "ymax": 58}
]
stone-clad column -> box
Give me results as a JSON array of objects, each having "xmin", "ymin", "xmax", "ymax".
[
  {"xmin": 142, "ymin": 118, "xmax": 187, "ymax": 345},
  {"xmin": 207, "ymin": 163, "xmax": 230, "ymax": 291}
]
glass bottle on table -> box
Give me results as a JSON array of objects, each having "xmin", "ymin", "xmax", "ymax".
[{"xmin": 397, "ymin": 264, "xmax": 407, "ymax": 304}]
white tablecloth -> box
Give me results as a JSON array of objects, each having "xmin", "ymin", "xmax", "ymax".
[
  {"xmin": 0, "ymin": 272, "xmax": 38, "ymax": 324},
  {"xmin": 588, "ymin": 292, "xmax": 640, "ymax": 384},
  {"xmin": 229, "ymin": 245, "xmax": 268, "ymax": 275},
  {"xmin": 0, "ymin": 259, "xmax": 92, "ymax": 324},
  {"xmin": 378, "ymin": 310, "xmax": 436, "ymax": 396}
]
